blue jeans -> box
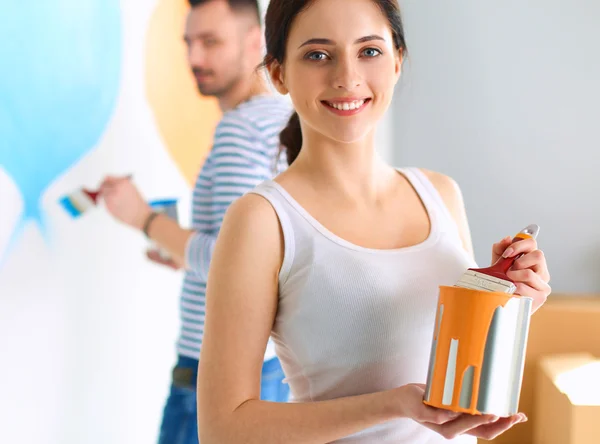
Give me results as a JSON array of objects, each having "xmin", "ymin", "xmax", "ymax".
[{"xmin": 157, "ymin": 355, "xmax": 289, "ymax": 444}]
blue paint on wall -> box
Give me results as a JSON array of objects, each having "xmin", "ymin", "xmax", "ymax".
[{"xmin": 0, "ymin": 1, "xmax": 122, "ymax": 259}]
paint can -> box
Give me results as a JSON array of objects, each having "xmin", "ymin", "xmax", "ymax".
[{"xmin": 423, "ymin": 285, "xmax": 533, "ymax": 417}]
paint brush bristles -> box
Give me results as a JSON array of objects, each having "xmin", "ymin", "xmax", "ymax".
[
  {"xmin": 455, "ymin": 224, "xmax": 540, "ymax": 294},
  {"xmin": 59, "ymin": 188, "xmax": 99, "ymax": 218}
]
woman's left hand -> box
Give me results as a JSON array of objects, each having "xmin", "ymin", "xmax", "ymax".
[{"xmin": 491, "ymin": 236, "xmax": 551, "ymax": 313}]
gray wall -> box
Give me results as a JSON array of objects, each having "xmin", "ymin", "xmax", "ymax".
[{"xmin": 392, "ymin": 0, "xmax": 600, "ymax": 293}]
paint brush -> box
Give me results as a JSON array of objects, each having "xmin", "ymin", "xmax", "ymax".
[
  {"xmin": 58, "ymin": 174, "xmax": 132, "ymax": 218},
  {"xmin": 58, "ymin": 187, "xmax": 101, "ymax": 218},
  {"xmin": 455, "ymin": 224, "xmax": 540, "ymax": 294}
]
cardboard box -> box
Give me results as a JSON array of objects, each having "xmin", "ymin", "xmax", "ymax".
[
  {"xmin": 480, "ymin": 295, "xmax": 600, "ymax": 444},
  {"xmin": 533, "ymin": 353, "xmax": 600, "ymax": 444}
]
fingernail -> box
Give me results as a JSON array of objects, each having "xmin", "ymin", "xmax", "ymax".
[
  {"xmin": 488, "ymin": 415, "xmax": 499, "ymax": 422},
  {"xmin": 502, "ymin": 248, "xmax": 514, "ymax": 258}
]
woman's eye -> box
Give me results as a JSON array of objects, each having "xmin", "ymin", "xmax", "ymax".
[
  {"xmin": 362, "ymin": 48, "xmax": 382, "ymax": 58},
  {"xmin": 306, "ymin": 51, "xmax": 329, "ymax": 61}
]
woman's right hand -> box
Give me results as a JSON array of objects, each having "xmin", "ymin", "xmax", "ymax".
[{"xmin": 393, "ymin": 384, "xmax": 527, "ymax": 441}]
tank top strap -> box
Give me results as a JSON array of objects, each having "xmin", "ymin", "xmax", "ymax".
[
  {"xmin": 398, "ymin": 167, "xmax": 463, "ymax": 244},
  {"xmin": 249, "ymin": 181, "xmax": 296, "ymax": 286}
]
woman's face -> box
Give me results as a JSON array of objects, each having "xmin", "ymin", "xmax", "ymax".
[{"xmin": 272, "ymin": 0, "xmax": 402, "ymax": 145}]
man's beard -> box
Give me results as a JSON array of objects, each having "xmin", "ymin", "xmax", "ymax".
[{"xmin": 193, "ymin": 69, "xmax": 241, "ymax": 98}]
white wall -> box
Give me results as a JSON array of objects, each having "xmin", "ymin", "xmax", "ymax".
[
  {"xmin": 0, "ymin": 1, "xmax": 188, "ymax": 443},
  {"xmin": 392, "ymin": 0, "xmax": 600, "ymax": 292}
]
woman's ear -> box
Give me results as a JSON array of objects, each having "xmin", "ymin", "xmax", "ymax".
[
  {"xmin": 393, "ymin": 48, "xmax": 403, "ymax": 84},
  {"xmin": 267, "ymin": 60, "xmax": 289, "ymax": 95}
]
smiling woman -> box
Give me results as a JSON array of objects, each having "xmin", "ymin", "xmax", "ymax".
[
  {"xmin": 196, "ymin": 0, "xmax": 551, "ymax": 443},
  {"xmin": 264, "ymin": 0, "xmax": 406, "ymax": 164}
]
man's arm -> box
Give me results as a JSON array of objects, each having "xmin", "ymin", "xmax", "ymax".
[
  {"xmin": 180, "ymin": 120, "xmax": 275, "ymax": 279},
  {"xmin": 144, "ymin": 213, "xmax": 195, "ymax": 268},
  {"xmin": 101, "ymin": 117, "xmax": 276, "ymax": 277}
]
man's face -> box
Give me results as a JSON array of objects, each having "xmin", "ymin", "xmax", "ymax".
[{"xmin": 184, "ymin": 0, "xmax": 249, "ymax": 97}]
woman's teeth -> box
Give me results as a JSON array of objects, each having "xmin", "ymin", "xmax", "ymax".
[{"xmin": 326, "ymin": 99, "xmax": 365, "ymax": 111}]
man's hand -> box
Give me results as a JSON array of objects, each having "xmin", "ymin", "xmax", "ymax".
[
  {"xmin": 100, "ymin": 176, "xmax": 152, "ymax": 230},
  {"xmin": 146, "ymin": 249, "xmax": 182, "ymax": 270}
]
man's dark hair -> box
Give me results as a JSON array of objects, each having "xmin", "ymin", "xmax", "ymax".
[{"xmin": 188, "ymin": 0, "xmax": 261, "ymax": 24}]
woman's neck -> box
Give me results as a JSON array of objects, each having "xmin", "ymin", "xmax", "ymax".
[{"xmin": 293, "ymin": 129, "xmax": 395, "ymax": 204}]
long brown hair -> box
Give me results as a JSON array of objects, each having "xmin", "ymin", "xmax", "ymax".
[{"xmin": 263, "ymin": 0, "xmax": 407, "ymax": 165}]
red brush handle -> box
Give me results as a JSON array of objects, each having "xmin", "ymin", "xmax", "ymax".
[
  {"xmin": 83, "ymin": 174, "xmax": 131, "ymax": 203},
  {"xmin": 486, "ymin": 236, "xmax": 526, "ymax": 276},
  {"xmin": 467, "ymin": 224, "xmax": 540, "ymax": 281},
  {"xmin": 83, "ymin": 189, "xmax": 101, "ymax": 203}
]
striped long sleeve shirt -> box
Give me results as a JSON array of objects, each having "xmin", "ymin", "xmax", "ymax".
[{"xmin": 177, "ymin": 94, "xmax": 291, "ymax": 360}]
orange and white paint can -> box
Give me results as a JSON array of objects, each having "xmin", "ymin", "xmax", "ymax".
[{"xmin": 423, "ymin": 285, "xmax": 533, "ymax": 417}]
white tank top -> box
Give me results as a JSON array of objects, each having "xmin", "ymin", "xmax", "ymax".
[{"xmin": 251, "ymin": 168, "xmax": 477, "ymax": 443}]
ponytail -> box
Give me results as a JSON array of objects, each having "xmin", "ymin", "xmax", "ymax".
[{"xmin": 279, "ymin": 111, "xmax": 302, "ymax": 165}]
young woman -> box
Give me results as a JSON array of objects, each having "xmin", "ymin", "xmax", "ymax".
[{"xmin": 197, "ymin": 0, "xmax": 551, "ymax": 442}]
